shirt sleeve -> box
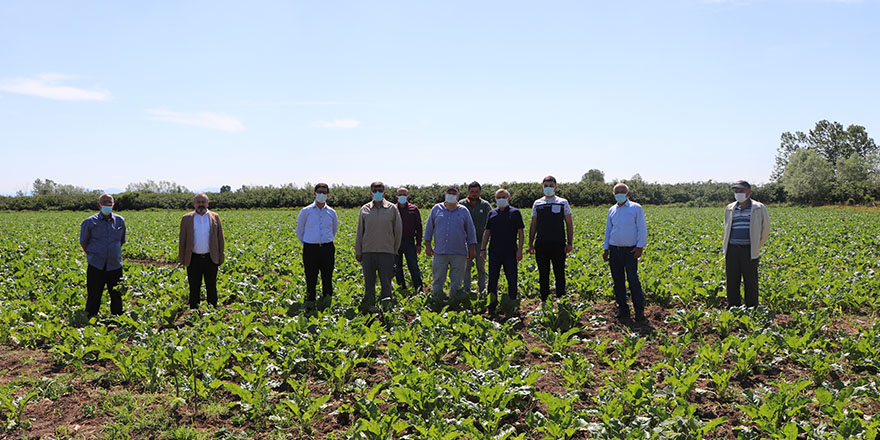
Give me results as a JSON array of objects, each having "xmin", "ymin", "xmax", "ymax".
[
  {"xmin": 415, "ymin": 207, "xmax": 423, "ymax": 246},
  {"xmin": 465, "ymin": 210, "xmax": 477, "ymax": 245},
  {"xmin": 514, "ymin": 210, "xmax": 525, "ymax": 230},
  {"xmin": 531, "ymin": 200, "xmax": 538, "ymax": 217},
  {"xmin": 119, "ymin": 217, "xmax": 126, "ymax": 245},
  {"xmin": 296, "ymin": 208, "xmax": 307, "ymax": 244},
  {"xmin": 563, "ymin": 199, "xmax": 572, "ymax": 215},
  {"xmin": 636, "ymin": 206, "xmax": 647, "ymax": 248},
  {"xmin": 603, "ymin": 207, "xmax": 613, "ymax": 250},
  {"xmin": 423, "ymin": 206, "xmax": 435, "ymax": 244},
  {"xmin": 393, "ymin": 207, "xmax": 403, "ymax": 253},
  {"xmin": 354, "ymin": 208, "xmax": 365, "ymax": 256},
  {"xmin": 760, "ymin": 205, "xmax": 770, "ymax": 248},
  {"xmin": 331, "ymin": 209, "xmax": 338, "ymax": 238},
  {"xmin": 79, "ymin": 219, "xmax": 90, "ymax": 247}
]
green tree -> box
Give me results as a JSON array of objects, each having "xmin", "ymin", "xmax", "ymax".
[
  {"xmin": 31, "ymin": 178, "xmax": 97, "ymax": 196},
  {"xmin": 220, "ymin": 185, "xmax": 231, "ymax": 193},
  {"xmin": 773, "ymin": 120, "xmax": 878, "ymax": 180},
  {"xmin": 581, "ymin": 169, "xmax": 605, "ymax": 183},
  {"xmin": 781, "ymin": 150, "xmax": 835, "ymax": 205},
  {"xmin": 125, "ymin": 180, "xmax": 189, "ymax": 193}
]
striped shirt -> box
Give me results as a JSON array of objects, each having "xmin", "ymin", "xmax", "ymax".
[{"xmin": 729, "ymin": 201, "xmax": 751, "ymax": 245}]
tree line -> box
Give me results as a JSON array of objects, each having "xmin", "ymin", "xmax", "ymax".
[{"xmin": 2, "ymin": 120, "xmax": 877, "ymax": 211}]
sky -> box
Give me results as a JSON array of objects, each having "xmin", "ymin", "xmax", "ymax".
[{"xmin": 1, "ymin": 0, "xmax": 878, "ymax": 195}]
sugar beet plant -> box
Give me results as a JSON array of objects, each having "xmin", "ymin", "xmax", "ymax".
[{"xmin": 0, "ymin": 207, "xmax": 879, "ymax": 438}]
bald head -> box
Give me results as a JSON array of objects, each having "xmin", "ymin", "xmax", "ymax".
[{"xmin": 613, "ymin": 183, "xmax": 629, "ymax": 195}]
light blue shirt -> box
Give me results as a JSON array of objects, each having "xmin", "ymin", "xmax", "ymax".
[
  {"xmin": 296, "ymin": 203, "xmax": 338, "ymax": 244},
  {"xmin": 602, "ymin": 200, "xmax": 647, "ymax": 250},
  {"xmin": 80, "ymin": 212, "xmax": 126, "ymax": 270},
  {"xmin": 424, "ymin": 203, "xmax": 477, "ymax": 255}
]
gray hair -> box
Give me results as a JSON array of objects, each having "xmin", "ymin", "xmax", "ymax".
[
  {"xmin": 613, "ymin": 183, "xmax": 629, "ymax": 193},
  {"xmin": 494, "ymin": 188, "xmax": 510, "ymax": 197},
  {"xmin": 98, "ymin": 193, "xmax": 114, "ymax": 203},
  {"xmin": 194, "ymin": 192, "xmax": 209, "ymax": 201}
]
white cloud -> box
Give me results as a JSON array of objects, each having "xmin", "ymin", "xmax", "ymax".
[
  {"xmin": 315, "ymin": 118, "xmax": 361, "ymax": 129},
  {"xmin": 0, "ymin": 73, "xmax": 110, "ymax": 101},
  {"xmin": 146, "ymin": 109, "xmax": 246, "ymax": 133}
]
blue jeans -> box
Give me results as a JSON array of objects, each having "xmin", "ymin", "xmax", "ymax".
[
  {"xmin": 609, "ymin": 246, "xmax": 644, "ymax": 316},
  {"xmin": 395, "ymin": 238, "xmax": 423, "ymax": 290}
]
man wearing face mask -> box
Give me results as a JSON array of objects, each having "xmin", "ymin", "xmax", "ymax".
[
  {"xmin": 296, "ymin": 183, "xmax": 338, "ymax": 311},
  {"xmin": 80, "ymin": 193, "xmax": 126, "ymax": 317},
  {"xmin": 355, "ymin": 181, "xmax": 403, "ymax": 312},
  {"xmin": 602, "ymin": 183, "xmax": 648, "ymax": 322},
  {"xmin": 394, "ymin": 187, "xmax": 424, "ymax": 293},
  {"xmin": 722, "ymin": 180, "xmax": 770, "ymax": 308},
  {"xmin": 480, "ymin": 189, "xmax": 525, "ymax": 315},
  {"xmin": 424, "ymin": 185, "xmax": 478, "ymax": 305},
  {"xmin": 528, "ymin": 176, "xmax": 574, "ymax": 311},
  {"xmin": 179, "ymin": 193, "xmax": 226, "ymax": 309},
  {"xmin": 460, "ymin": 181, "xmax": 491, "ymax": 296}
]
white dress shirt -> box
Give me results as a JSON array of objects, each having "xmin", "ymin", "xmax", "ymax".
[
  {"xmin": 296, "ymin": 203, "xmax": 338, "ymax": 244},
  {"xmin": 193, "ymin": 211, "xmax": 211, "ymax": 254}
]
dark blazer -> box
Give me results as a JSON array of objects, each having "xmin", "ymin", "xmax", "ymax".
[{"xmin": 178, "ymin": 211, "xmax": 225, "ymax": 266}]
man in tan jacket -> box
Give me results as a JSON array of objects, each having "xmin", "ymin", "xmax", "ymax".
[
  {"xmin": 179, "ymin": 193, "xmax": 225, "ymax": 309},
  {"xmin": 355, "ymin": 181, "xmax": 402, "ymax": 312},
  {"xmin": 722, "ymin": 181, "xmax": 770, "ymax": 308}
]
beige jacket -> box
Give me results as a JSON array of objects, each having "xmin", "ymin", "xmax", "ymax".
[
  {"xmin": 355, "ymin": 199, "xmax": 403, "ymax": 255},
  {"xmin": 178, "ymin": 211, "xmax": 225, "ymax": 266},
  {"xmin": 722, "ymin": 200, "xmax": 770, "ymax": 260}
]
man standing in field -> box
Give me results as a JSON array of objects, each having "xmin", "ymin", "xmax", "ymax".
[
  {"xmin": 460, "ymin": 181, "xmax": 491, "ymax": 296},
  {"xmin": 355, "ymin": 181, "xmax": 403, "ymax": 313},
  {"xmin": 178, "ymin": 193, "xmax": 225, "ymax": 309},
  {"xmin": 296, "ymin": 183, "xmax": 338, "ymax": 311},
  {"xmin": 602, "ymin": 183, "xmax": 648, "ymax": 322},
  {"xmin": 424, "ymin": 185, "xmax": 478, "ymax": 305},
  {"xmin": 722, "ymin": 180, "xmax": 770, "ymax": 308},
  {"xmin": 480, "ymin": 189, "xmax": 524, "ymax": 315},
  {"xmin": 394, "ymin": 187, "xmax": 424, "ymax": 293},
  {"xmin": 528, "ymin": 176, "xmax": 574, "ymax": 311},
  {"xmin": 79, "ymin": 193, "xmax": 126, "ymax": 317}
]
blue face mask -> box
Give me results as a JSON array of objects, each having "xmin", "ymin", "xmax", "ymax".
[
  {"xmin": 397, "ymin": 195, "xmax": 408, "ymax": 204},
  {"xmin": 372, "ymin": 192, "xmax": 384, "ymax": 202},
  {"xmin": 543, "ymin": 187, "xmax": 555, "ymax": 197},
  {"xmin": 614, "ymin": 193, "xmax": 627, "ymax": 204},
  {"xmin": 315, "ymin": 193, "xmax": 328, "ymax": 203},
  {"xmin": 100, "ymin": 205, "xmax": 113, "ymax": 215}
]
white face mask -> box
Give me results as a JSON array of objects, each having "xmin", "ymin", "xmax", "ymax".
[
  {"xmin": 315, "ymin": 193, "xmax": 328, "ymax": 203},
  {"xmin": 445, "ymin": 193, "xmax": 458, "ymax": 204},
  {"xmin": 734, "ymin": 192, "xmax": 747, "ymax": 203},
  {"xmin": 496, "ymin": 198, "xmax": 509, "ymax": 208}
]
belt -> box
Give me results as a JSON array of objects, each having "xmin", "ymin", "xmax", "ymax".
[
  {"xmin": 304, "ymin": 242, "xmax": 334, "ymax": 247},
  {"xmin": 609, "ymin": 245, "xmax": 635, "ymax": 250},
  {"xmin": 192, "ymin": 252, "xmax": 210, "ymax": 257},
  {"xmin": 728, "ymin": 244, "xmax": 751, "ymax": 248}
]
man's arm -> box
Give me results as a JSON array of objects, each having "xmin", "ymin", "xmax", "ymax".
[
  {"xmin": 354, "ymin": 210, "xmax": 365, "ymax": 262},
  {"xmin": 216, "ymin": 215, "xmax": 225, "ymax": 266},
  {"xmin": 602, "ymin": 209, "xmax": 612, "ymax": 261},
  {"xmin": 465, "ymin": 213, "xmax": 477, "ymax": 260},
  {"xmin": 424, "ymin": 207, "xmax": 435, "ymax": 257},
  {"xmin": 79, "ymin": 221, "xmax": 89, "ymax": 254},
  {"xmin": 393, "ymin": 208, "xmax": 403, "ymax": 254},
  {"xmin": 479, "ymin": 229, "xmax": 490, "ymax": 261},
  {"xmin": 516, "ymin": 228, "xmax": 524, "ymax": 261},
  {"xmin": 178, "ymin": 217, "xmax": 187, "ymax": 265},
  {"xmin": 760, "ymin": 205, "xmax": 770, "ymax": 248},
  {"xmin": 632, "ymin": 207, "xmax": 647, "ymax": 259},
  {"xmin": 528, "ymin": 215, "xmax": 538, "ymax": 254},
  {"xmin": 564, "ymin": 213, "xmax": 574, "ymax": 253},
  {"xmin": 296, "ymin": 209, "xmax": 307, "ymax": 244}
]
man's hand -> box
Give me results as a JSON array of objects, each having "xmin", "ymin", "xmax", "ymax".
[
  {"xmin": 528, "ymin": 244, "xmax": 535, "ymax": 255},
  {"xmin": 516, "ymin": 248, "xmax": 523, "ymax": 262},
  {"xmin": 425, "ymin": 244, "xmax": 434, "ymax": 257},
  {"xmin": 356, "ymin": 254, "xmax": 362, "ymax": 263},
  {"xmin": 468, "ymin": 246, "xmax": 476, "ymax": 260},
  {"xmin": 416, "ymin": 245, "xmax": 422, "ymax": 255},
  {"xmin": 631, "ymin": 247, "xmax": 643, "ymax": 259},
  {"xmin": 564, "ymin": 244, "xmax": 573, "ymax": 254},
  {"xmin": 480, "ymin": 250, "xmax": 487, "ymax": 262},
  {"xmin": 602, "ymin": 249, "xmax": 609, "ymax": 261}
]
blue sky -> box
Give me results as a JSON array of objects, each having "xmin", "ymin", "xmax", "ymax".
[{"xmin": 1, "ymin": 0, "xmax": 878, "ymax": 194}]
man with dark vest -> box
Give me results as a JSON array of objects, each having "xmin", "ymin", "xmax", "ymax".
[
  {"xmin": 528, "ymin": 176, "xmax": 574, "ymax": 311},
  {"xmin": 179, "ymin": 193, "xmax": 226, "ymax": 309}
]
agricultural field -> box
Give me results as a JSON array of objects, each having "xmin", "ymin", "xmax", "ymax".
[{"xmin": 0, "ymin": 206, "xmax": 879, "ymax": 440}]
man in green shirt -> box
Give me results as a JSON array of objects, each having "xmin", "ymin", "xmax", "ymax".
[{"xmin": 460, "ymin": 181, "xmax": 491, "ymax": 295}]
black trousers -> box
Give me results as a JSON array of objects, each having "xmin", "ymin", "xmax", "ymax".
[
  {"xmin": 187, "ymin": 253, "xmax": 219, "ymax": 308},
  {"xmin": 609, "ymin": 246, "xmax": 644, "ymax": 317},
  {"xmin": 535, "ymin": 242, "xmax": 566, "ymax": 301},
  {"xmin": 86, "ymin": 265, "xmax": 123, "ymax": 316},
  {"xmin": 488, "ymin": 252, "xmax": 518, "ymax": 303},
  {"xmin": 725, "ymin": 244, "xmax": 759, "ymax": 307},
  {"xmin": 395, "ymin": 238, "xmax": 423, "ymax": 290},
  {"xmin": 303, "ymin": 243, "xmax": 335, "ymax": 302}
]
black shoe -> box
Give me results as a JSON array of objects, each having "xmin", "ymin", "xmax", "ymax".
[
  {"xmin": 614, "ymin": 308, "xmax": 630, "ymax": 320},
  {"xmin": 634, "ymin": 313, "xmax": 647, "ymax": 323},
  {"xmin": 487, "ymin": 302, "xmax": 497, "ymax": 315}
]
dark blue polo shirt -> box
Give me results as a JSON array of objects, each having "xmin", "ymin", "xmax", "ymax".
[{"xmin": 485, "ymin": 206, "xmax": 525, "ymax": 256}]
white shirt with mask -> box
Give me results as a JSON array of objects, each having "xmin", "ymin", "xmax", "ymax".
[{"xmin": 193, "ymin": 211, "xmax": 211, "ymax": 254}]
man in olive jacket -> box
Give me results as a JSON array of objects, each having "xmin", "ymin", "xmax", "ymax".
[
  {"xmin": 179, "ymin": 193, "xmax": 225, "ymax": 309},
  {"xmin": 722, "ymin": 180, "xmax": 770, "ymax": 308}
]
